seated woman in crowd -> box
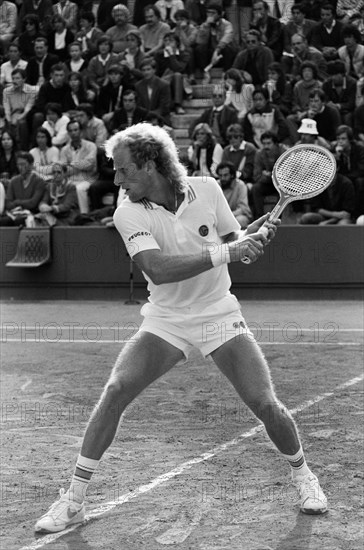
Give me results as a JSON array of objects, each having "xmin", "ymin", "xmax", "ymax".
[
  {"xmin": 290, "ymin": 61, "xmax": 322, "ymax": 126},
  {"xmin": 17, "ymin": 14, "xmax": 43, "ymax": 60},
  {"xmin": 86, "ymin": 35, "xmax": 120, "ymax": 96},
  {"xmin": 35, "ymin": 163, "xmax": 79, "ymax": 226},
  {"xmin": 42, "ymin": 103, "xmax": 70, "ymax": 148},
  {"xmin": 154, "ymin": 32, "xmax": 191, "ymax": 114},
  {"xmin": 223, "ymin": 68, "xmax": 254, "ymax": 120},
  {"xmin": 47, "ymin": 14, "xmax": 75, "ymax": 62},
  {"xmin": 262, "ymin": 62, "xmax": 292, "ymax": 116},
  {"xmin": 117, "ymin": 30, "xmax": 146, "ymax": 82},
  {"xmin": 67, "ymin": 71, "xmax": 93, "ymax": 114},
  {"xmin": 64, "ymin": 41, "xmax": 89, "ymax": 76},
  {"xmin": 0, "ymin": 129, "xmax": 19, "ymax": 191},
  {"xmin": 29, "ymin": 128, "xmax": 60, "ymax": 182},
  {"xmin": 187, "ymin": 122, "xmax": 223, "ymax": 178}
]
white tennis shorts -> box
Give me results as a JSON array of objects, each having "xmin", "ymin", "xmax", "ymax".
[{"xmin": 139, "ymin": 294, "xmax": 255, "ymax": 359}]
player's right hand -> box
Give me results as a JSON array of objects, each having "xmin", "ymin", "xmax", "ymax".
[{"xmin": 228, "ymin": 233, "xmax": 266, "ymax": 263}]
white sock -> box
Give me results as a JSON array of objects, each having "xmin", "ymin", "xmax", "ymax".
[
  {"xmin": 282, "ymin": 446, "xmax": 311, "ymax": 479},
  {"xmin": 67, "ymin": 454, "xmax": 99, "ymax": 503}
]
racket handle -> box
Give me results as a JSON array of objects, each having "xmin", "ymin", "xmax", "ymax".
[{"xmin": 241, "ymin": 225, "xmax": 269, "ymax": 264}]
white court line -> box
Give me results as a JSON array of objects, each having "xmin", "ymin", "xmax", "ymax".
[
  {"xmin": 19, "ymin": 373, "xmax": 364, "ymax": 550},
  {"xmin": 1, "ymin": 327, "xmax": 363, "ymax": 331},
  {"xmin": 2, "ymin": 339, "xmax": 363, "ymax": 345},
  {"xmin": 20, "ymin": 378, "xmax": 32, "ymax": 392}
]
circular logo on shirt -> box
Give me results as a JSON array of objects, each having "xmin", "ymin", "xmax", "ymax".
[{"xmin": 199, "ymin": 225, "xmax": 209, "ymax": 237}]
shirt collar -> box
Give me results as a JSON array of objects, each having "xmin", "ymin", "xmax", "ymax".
[
  {"xmin": 324, "ymin": 19, "xmax": 336, "ymax": 31},
  {"xmin": 229, "ymin": 140, "xmax": 246, "ymax": 151}
]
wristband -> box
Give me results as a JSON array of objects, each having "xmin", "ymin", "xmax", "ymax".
[{"xmin": 209, "ymin": 243, "xmax": 231, "ymax": 267}]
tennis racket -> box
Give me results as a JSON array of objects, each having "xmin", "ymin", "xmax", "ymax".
[{"xmin": 241, "ymin": 144, "xmax": 337, "ymax": 264}]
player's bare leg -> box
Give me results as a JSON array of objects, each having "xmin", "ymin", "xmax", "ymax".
[
  {"xmin": 35, "ymin": 332, "xmax": 184, "ymax": 533},
  {"xmin": 80, "ymin": 331, "xmax": 184, "ymax": 460},
  {"xmin": 211, "ymin": 335, "xmax": 328, "ymax": 514}
]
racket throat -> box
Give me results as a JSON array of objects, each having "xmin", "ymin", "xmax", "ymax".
[{"xmin": 267, "ymin": 197, "xmax": 292, "ymax": 220}]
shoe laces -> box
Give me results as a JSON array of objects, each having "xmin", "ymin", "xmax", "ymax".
[{"xmin": 297, "ymin": 474, "xmax": 321, "ymax": 499}]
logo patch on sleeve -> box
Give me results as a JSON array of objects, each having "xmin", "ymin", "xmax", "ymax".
[{"xmin": 128, "ymin": 231, "xmax": 152, "ymax": 241}]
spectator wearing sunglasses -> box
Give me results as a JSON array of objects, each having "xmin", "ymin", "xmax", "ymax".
[
  {"xmin": 189, "ymin": 85, "xmax": 239, "ymax": 147},
  {"xmin": 221, "ymin": 124, "xmax": 257, "ymax": 183},
  {"xmin": 233, "ymin": 29, "xmax": 274, "ymax": 86}
]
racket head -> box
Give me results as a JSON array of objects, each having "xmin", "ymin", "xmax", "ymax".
[{"xmin": 272, "ymin": 144, "xmax": 337, "ymax": 200}]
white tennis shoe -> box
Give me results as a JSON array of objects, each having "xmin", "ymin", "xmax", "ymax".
[
  {"xmin": 295, "ymin": 473, "xmax": 328, "ymax": 514},
  {"xmin": 34, "ymin": 488, "xmax": 85, "ymax": 533}
]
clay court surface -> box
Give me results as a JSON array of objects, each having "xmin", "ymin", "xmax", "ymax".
[{"xmin": 1, "ymin": 299, "xmax": 363, "ymax": 550}]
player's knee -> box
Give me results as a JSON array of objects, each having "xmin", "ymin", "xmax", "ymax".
[
  {"xmin": 104, "ymin": 377, "xmax": 138, "ymax": 405},
  {"xmin": 248, "ymin": 396, "xmax": 281, "ymax": 421}
]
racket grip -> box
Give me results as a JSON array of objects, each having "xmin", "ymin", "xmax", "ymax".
[{"xmin": 241, "ymin": 225, "xmax": 269, "ymax": 264}]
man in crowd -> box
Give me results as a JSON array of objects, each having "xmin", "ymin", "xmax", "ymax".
[
  {"xmin": 283, "ymin": 3, "xmax": 316, "ymax": 53},
  {"xmin": 307, "ymin": 88, "xmax": 341, "ymax": 143},
  {"xmin": 138, "ymin": 4, "xmax": 170, "ymax": 56},
  {"xmin": 251, "ymin": 130, "xmax": 286, "ymax": 218},
  {"xmin": 0, "ymin": 43, "xmax": 28, "ymax": 90},
  {"xmin": 333, "ymin": 124, "xmax": 364, "ymax": 221},
  {"xmin": 295, "ymin": 118, "xmax": 330, "ymax": 148},
  {"xmin": 75, "ymin": 11, "xmax": 104, "ymax": 60},
  {"xmin": 29, "ymin": 63, "xmax": 73, "ymax": 135},
  {"xmin": 173, "ymin": 9, "xmax": 197, "ymax": 82},
  {"xmin": 135, "ymin": 58, "xmax": 172, "ymax": 125},
  {"xmin": 189, "ymin": 85, "xmax": 239, "ymax": 147},
  {"xmin": 216, "ymin": 161, "xmax": 253, "ymax": 228},
  {"xmin": 3, "ymin": 68, "xmax": 38, "ymax": 150},
  {"xmin": 233, "ymin": 29, "xmax": 274, "ymax": 86},
  {"xmin": 109, "ymin": 89, "xmax": 148, "ymax": 134},
  {"xmin": 96, "ymin": 64, "xmax": 135, "ymax": 130},
  {"xmin": 105, "ymin": 4, "xmax": 137, "ymax": 55},
  {"xmin": 25, "ymin": 37, "xmax": 59, "ymax": 87},
  {"xmin": 194, "ymin": 3, "xmax": 238, "ymax": 84},
  {"xmin": 250, "ymin": 0, "xmax": 284, "ymax": 61},
  {"xmin": 285, "ymin": 33, "xmax": 327, "ymax": 83},
  {"xmin": 76, "ymin": 103, "xmax": 109, "ymax": 150},
  {"xmin": 221, "ymin": 123, "xmax": 257, "ymax": 183},
  {"xmin": 0, "ymin": 152, "xmax": 45, "ymax": 225},
  {"xmin": 60, "ymin": 119, "xmax": 98, "ymax": 213},
  {"xmin": 322, "ymin": 60, "xmax": 357, "ymax": 126},
  {"xmin": 299, "ymin": 173, "xmax": 355, "ymax": 225},
  {"xmin": 307, "ymin": 3, "xmax": 345, "ymax": 61}
]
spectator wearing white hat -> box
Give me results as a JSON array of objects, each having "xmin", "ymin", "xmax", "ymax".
[{"xmin": 295, "ymin": 118, "xmax": 331, "ymax": 149}]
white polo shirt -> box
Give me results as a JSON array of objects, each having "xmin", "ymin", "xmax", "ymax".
[{"xmin": 113, "ymin": 176, "xmax": 240, "ymax": 308}]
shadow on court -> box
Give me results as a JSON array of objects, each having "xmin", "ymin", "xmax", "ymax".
[{"xmin": 275, "ymin": 511, "xmax": 321, "ymax": 549}]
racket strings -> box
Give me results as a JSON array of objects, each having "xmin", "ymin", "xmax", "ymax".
[{"xmin": 275, "ymin": 149, "xmax": 335, "ymax": 196}]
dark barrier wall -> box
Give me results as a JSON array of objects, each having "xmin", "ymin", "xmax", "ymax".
[{"xmin": 1, "ymin": 226, "xmax": 363, "ymax": 300}]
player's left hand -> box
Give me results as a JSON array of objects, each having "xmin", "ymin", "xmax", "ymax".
[{"xmin": 246, "ymin": 213, "xmax": 280, "ymax": 241}]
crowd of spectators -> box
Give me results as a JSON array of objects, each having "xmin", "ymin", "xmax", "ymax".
[{"xmin": 0, "ymin": 0, "xmax": 363, "ymax": 230}]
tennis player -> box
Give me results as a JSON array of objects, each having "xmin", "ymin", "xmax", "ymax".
[{"xmin": 35, "ymin": 123, "xmax": 327, "ymax": 533}]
